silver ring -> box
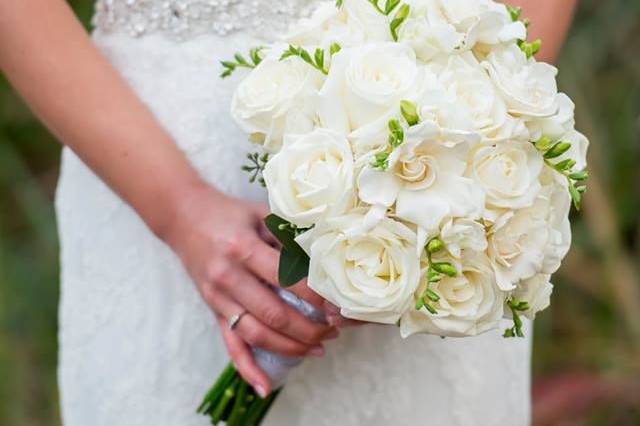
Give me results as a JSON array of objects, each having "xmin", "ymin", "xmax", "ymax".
[{"xmin": 227, "ymin": 311, "xmax": 248, "ymax": 330}]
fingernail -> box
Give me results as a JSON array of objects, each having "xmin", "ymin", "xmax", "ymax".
[
  {"xmin": 308, "ymin": 345, "xmax": 325, "ymax": 357},
  {"xmin": 255, "ymin": 384, "xmax": 267, "ymax": 398}
]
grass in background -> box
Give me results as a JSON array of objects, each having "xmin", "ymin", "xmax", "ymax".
[{"xmin": 0, "ymin": 1, "xmax": 638, "ymax": 425}]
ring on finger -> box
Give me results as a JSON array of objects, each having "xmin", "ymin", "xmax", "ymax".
[{"xmin": 227, "ymin": 310, "xmax": 248, "ymax": 330}]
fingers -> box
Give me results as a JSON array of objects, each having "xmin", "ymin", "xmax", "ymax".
[
  {"xmin": 217, "ymin": 265, "xmax": 338, "ymax": 346},
  {"xmin": 287, "ymin": 279, "xmax": 326, "ymax": 309},
  {"xmin": 216, "ymin": 315, "xmax": 271, "ymax": 398},
  {"xmin": 323, "ymin": 301, "xmax": 366, "ymax": 328},
  {"xmin": 207, "ymin": 287, "xmax": 325, "ymax": 357}
]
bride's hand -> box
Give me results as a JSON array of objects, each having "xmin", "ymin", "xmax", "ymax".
[{"xmin": 162, "ymin": 183, "xmax": 337, "ymax": 396}]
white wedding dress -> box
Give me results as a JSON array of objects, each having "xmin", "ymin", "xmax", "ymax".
[{"xmin": 55, "ymin": 1, "xmax": 533, "ymax": 425}]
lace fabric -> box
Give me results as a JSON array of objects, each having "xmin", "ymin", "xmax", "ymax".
[{"xmin": 92, "ymin": 0, "xmax": 315, "ymax": 40}]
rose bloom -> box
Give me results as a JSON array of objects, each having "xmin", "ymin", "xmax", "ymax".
[
  {"xmin": 512, "ymin": 273, "xmax": 554, "ymax": 320},
  {"xmin": 487, "ymin": 175, "xmax": 572, "ymax": 291},
  {"xmin": 263, "ymin": 128, "xmax": 355, "ymax": 228},
  {"xmin": 231, "ymin": 50, "xmax": 321, "ymax": 152},
  {"xmin": 483, "ymin": 44, "xmax": 559, "ymax": 118},
  {"xmin": 318, "ymin": 42, "xmax": 420, "ymax": 135},
  {"xmin": 469, "ymin": 140, "xmax": 543, "ymax": 213},
  {"xmin": 296, "ymin": 211, "xmax": 421, "ymax": 324},
  {"xmin": 400, "ymin": 251, "xmax": 506, "ymax": 337}
]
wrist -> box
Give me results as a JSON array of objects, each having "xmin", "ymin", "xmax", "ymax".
[{"xmin": 146, "ymin": 177, "xmax": 226, "ymax": 246}]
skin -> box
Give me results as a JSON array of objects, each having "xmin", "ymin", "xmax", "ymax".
[
  {"xmin": 0, "ymin": 0, "xmax": 575, "ymax": 397},
  {"xmin": 507, "ymin": 0, "xmax": 578, "ymax": 64}
]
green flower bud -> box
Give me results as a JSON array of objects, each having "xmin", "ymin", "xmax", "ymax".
[
  {"xmin": 329, "ymin": 42, "xmax": 342, "ymax": 56},
  {"xmin": 534, "ymin": 135, "xmax": 554, "ymax": 151},
  {"xmin": 569, "ymin": 170, "xmax": 589, "ymax": 181},
  {"xmin": 432, "ymin": 262, "xmax": 457, "ymax": 277},
  {"xmin": 426, "ymin": 237, "xmax": 445, "ymax": 254},
  {"xmin": 544, "ymin": 141, "xmax": 572, "ymax": 159},
  {"xmin": 400, "ymin": 100, "xmax": 419, "ymax": 126}
]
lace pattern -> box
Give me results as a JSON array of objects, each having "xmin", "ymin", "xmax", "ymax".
[{"xmin": 92, "ymin": 0, "xmax": 316, "ymax": 40}]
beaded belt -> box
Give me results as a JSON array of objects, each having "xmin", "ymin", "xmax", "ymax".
[{"xmin": 92, "ymin": 0, "xmax": 315, "ymax": 41}]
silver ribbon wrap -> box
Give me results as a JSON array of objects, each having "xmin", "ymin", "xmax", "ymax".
[{"xmin": 251, "ymin": 286, "xmax": 326, "ymax": 389}]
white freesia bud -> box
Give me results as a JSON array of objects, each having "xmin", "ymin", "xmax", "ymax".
[
  {"xmin": 470, "ymin": 140, "xmax": 543, "ymax": 212},
  {"xmin": 487, "ymin": 181, "xmax": 571, "ymax": 291},
  {"xmin": 483, "ymin": 45, "xmax": 559, "ymax": 118},
  {"xmin": 513, "ymin": 274, "xmax": 554, "ymax": 320},
  {"xmin": 357, "ymin": 122, "xmax": 485, "ymax": 233},
  {"xmin": 263, "ymin": 129, "xmax": 355, "ymax": 228},
  {"xmin": 400, "ymin": 251, "xmax": 505, "ymax": 337},
  {"xmin": 231, "ymin": 51, "xmax": 321, "ymax": 152},
  {"xmin": 440, "ymin": 217, "xmax": 488, "ymax": 258},
  {"xmin": 296, "ymin": 212, "xmax": 421, "ymax": 324},
  {"xmin": 318, "ymin": 42, "xmax": 420, "ymax": 134}
]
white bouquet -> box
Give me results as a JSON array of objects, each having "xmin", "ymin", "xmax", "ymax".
[{"xmin": 199, "ymin": 1, "xmax": 589, "ymax": 423}]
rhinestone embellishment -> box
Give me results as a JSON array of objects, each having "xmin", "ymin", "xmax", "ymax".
[{"xmin": 92, "ymin": 0, "xmax": 316, "ymax": 41}]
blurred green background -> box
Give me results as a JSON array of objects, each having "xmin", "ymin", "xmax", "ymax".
[{"xmin": 0, "ymin": 1, "xmax": 639, "ymax": 425}]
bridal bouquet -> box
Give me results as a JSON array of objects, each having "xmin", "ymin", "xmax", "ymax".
[{"xmin": 199, "ymin": 0, "xmax": 589, "ymax": 423}]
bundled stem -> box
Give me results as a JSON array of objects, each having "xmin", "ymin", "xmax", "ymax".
[{"xmin": 198, "ymin": 363, "xmax": 281, "ymax": 425}]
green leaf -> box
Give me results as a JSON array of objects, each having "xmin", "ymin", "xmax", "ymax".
[
  {"xmin": 568, "ymin": 181, "xmax": 582, "ymax": 210},
  {"xmin": 329, "ymin": 42, "xmax": 342, "ymax": 56},
  {"xmin": 424, "ymin": 302, "xmax": 438, "ymax": 315},
  {"xmin": 249, "ymin": 47, "xmax": 264, "ymax": 66},
  {"xmin": 278, "ymin": 246, "xmax": 310, "ymax": 287},
  {"xmin": 234, "ymin": 53, "xmax": 250, "ymax": 66},
  {"xmin": 425, "ymin": 289, "xmax": 440, "ymax": 302},
  {"xmin": 264, "ymin": 214, "xmax": 306, "ymax": 255},
  {"xmin": 544, "ymin": 141, "xmax": 572, "ymax": 159},
  {"xmin": 371, "ymin": 151, "xmax": 390, "ymax": 170},
  {"xmin": 384, "ymin": 0, "xmax": 401, "ymax": 15},
  {"xmin": 314, "ymin": 48, "xmax": 325, "ymax": 71},
  {"xmin": 390, "ymin": 4, "xmax": 410, "ymax": 41},
  {"xmin": 505, "ymin": 4, "xmax": 522, "ymax": 22},
  {"xmin": 336, "ymin": 0, "xmax": 343, "ymax": 7}
]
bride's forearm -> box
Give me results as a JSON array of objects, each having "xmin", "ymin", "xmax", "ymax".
[
  {"xmin": 508, "ymin": 0, "xmax": 578, "ymax": 63},
  {"xmin": 0, "ymin": 0, "xmax": 208, "ymax": 239}
]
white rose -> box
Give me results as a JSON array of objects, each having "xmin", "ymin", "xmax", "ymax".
[
  {"xmin": 487, "ymin": 180, "xmax": 571, "ymax": 290},
  {"xmin": 296, "ymin": 212, "xmax": 421, "ymax": 324},
  {"xmin": 470, "ymin": 140, "xmax": 543, "ymax": 211},
  {"xmin": 400, "ymin": 251, "xmax": 505, "ymax": 337},
  {"xmin": 398, "ymin": 4, "xmax": 462, "ymax": 62},
  {"xmin": 263, "ymin": 128, "xmax": 355, "ymax": 228},
  {"xmin": 410, "ymin": 0, "xmax": 525, "ymax": 50},
  {"xmin": 318, "ymin": 42, "xmax": 420, "ymax": 134},
  {"xmin": 440, "ymin": 217, "xmax": 488, "ymax": 258},
  {"xmin": 512, "ymin": 274, "xmax": 553, "ymax": 320},
  {"xmin": 527, "ymin": 93, "xmax": 576, "ymax": 141},
  {"xmin": 358, "ymin": 122, "xmax": 485, "ymax": 233},
  {"xmin": 231, "ymin": 52, "xmax": 320, "ymax": 151},
  {"xmin": 438, "ymin": 52, "xmax": 527, "ymax": 141},
  {"xmin": 483, "ymin": 45, "xmax": 559, "ymax": 118}
]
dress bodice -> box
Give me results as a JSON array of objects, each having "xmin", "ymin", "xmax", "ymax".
[{"xmin": 92, "ymin": 0, "xmax": 317, "ymax": 40}]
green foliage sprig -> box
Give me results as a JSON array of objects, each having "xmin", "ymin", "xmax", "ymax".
[
  {"xmin": 415, "ymin": 237, "xmax": 458, "ymax": 315},
  {"xmin": 503, "ymin": 298, "xmax": 530, "ymax": 338},
  {"xmin": 241, "ymin": 152, "xmax": 269, "ymax": 187},
  {"xmin": 371, "ymin": 100, "xmax": 419, "ymax": 170},
  {"xmin": 505, "ymin": 3, "xmax": 541, "ymax": 59},
  {"xmin": 280, "ymin": 44, "xmax": 336, "ymax": 75},
  {"xmin": 220, "ymin": 47, "xmax": 265, "ymax": 78},
  {"xmin": 360, "ymin": 0, "xmax": 410, "ymax": 41},
  {"xmin": 534, "ymin": 136, "xmax": 588, "ymax": 210},
  {"xmin": 264, "ymin": 215, "xmax": 311, "ymax": 287}
]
